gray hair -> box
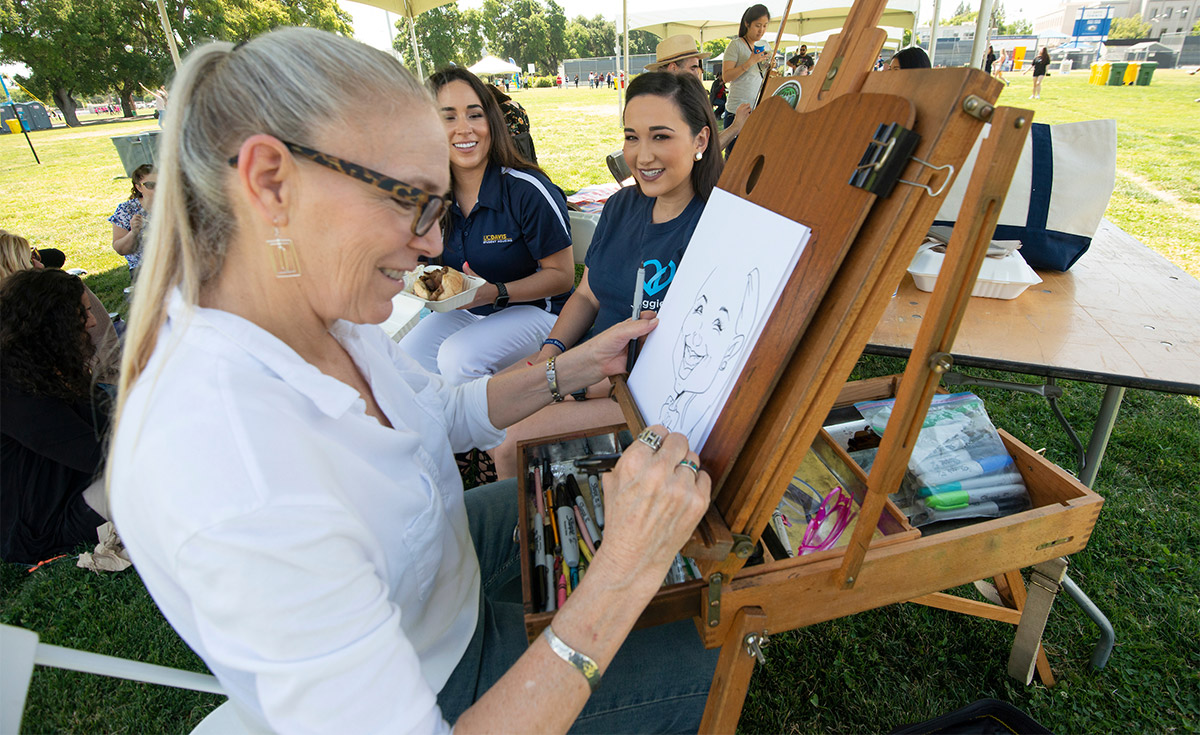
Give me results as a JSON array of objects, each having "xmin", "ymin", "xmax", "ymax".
[{"xmin": 114, "ymin": 27, "xmax": 431, "ymax": 447}]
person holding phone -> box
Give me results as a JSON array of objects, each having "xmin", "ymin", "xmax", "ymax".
[{"xmin": 721, "ymin": 4, "xmax": 771, "ymax": 153}]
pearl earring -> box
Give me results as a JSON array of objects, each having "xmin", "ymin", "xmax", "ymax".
[{"xmin": 695, "ymin": 151, "xmax": 703, "ymax": 161}]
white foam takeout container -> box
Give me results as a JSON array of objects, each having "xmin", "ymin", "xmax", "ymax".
[
  {"xmin": 907, "ymin": 241, "xmax": 1042, "ymax": 300},
  {"xmin": 379, "ymin": 292, "xmax": 424, "ymax": 342},
  {"xmin": 398, "ymin": 264, "xmax": 487, "ymax": 313}
]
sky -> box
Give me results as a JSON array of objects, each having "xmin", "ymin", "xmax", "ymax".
[{"xmin": 339, "ymin": 0, "xmax": 1041, "ymax": 54}]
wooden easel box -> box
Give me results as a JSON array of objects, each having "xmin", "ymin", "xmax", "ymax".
[{"xmin": 514, "ymin": 375, "xmax": 1102, "ymax": 644}]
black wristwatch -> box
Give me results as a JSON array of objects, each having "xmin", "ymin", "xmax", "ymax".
[
  {"xmin": 493, "ymin": 282, "xmax": 509, "ymax": 309},
  {"xmin": 571, "ymin": 388, "xmax": 589, "ymax": 402}
]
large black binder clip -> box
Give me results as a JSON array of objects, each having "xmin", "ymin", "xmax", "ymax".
[{"xmin": 850, "ymin": 123, "xmax": 954, "ymax": 198}]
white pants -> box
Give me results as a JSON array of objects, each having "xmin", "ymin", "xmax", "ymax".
[{"xmin": 398, "ymin": 306, "xmax": 558, "ymax": 385}]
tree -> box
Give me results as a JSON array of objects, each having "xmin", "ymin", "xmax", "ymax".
[
  {"xmin": 1002, "ymin": 19, "xmax": 1032, "ymax": 35},
  {"xmin": 1109, "ymin": 17, "xmax": 1152, "ymax": 40},
  {"xmin": 0, "ymin": 0, "xmax": 352, "ymax": 127},
  {"xmin": 567, "ymin": 14, "xmax": 617, "ymax": 58},
  {"xmin": 1193, "ymin": 18, "xmax": 1200, "ymax": 35},
  {"xmin": 394, "ymin": 3, "xmax": 484, "ymax": 73},
  {"xmin": 617, "ymin": 29, "xmax": 658, "ymax": 56},
  {"xmin": 703, "ymin": 38, "xmax": 729, "ymax": 58}
]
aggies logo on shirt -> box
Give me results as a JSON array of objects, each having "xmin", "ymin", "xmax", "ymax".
[{"xmin": 640, "ymin": 258, "xmax": 677, "ymax": 312}]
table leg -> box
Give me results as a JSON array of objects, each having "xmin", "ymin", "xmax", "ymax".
[
  {"xmin": 942, "ymin": 371, "xmax": 1122, "ymax": 672},
  {"xmin": 1080, "ymin": 385, "xmax": 1125, "ymax": 489}
]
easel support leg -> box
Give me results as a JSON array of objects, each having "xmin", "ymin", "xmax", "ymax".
[{"xmin": 699, "ymin": 607, "xmax": 767, "ymax": 735}]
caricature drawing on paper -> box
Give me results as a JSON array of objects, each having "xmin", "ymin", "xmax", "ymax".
[{"xmin": 659, "ymin": 268, "xmax": 760, "ymax": 437}]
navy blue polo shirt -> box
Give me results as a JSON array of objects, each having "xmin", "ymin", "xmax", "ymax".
[
  {"xmin": 440, "ymin": 163, "xmax": 573, "ymax": 316},
  {"xmin": 585, "ymin": 186, "xmax": 705, "ymax": 336}
]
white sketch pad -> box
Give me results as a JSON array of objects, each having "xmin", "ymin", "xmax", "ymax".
[{"xmin": 628, "ymin": 188, "xmax": 812, "ymax": 451}]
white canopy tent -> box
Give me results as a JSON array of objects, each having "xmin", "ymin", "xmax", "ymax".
[
  {"xmin": 469, "ymin": 55, "xmax": 522, "ymax": 75},
  {"xmin": 348, "ymin": 0, "xmax": 454, "ymax": 80},
  {"xmin": 627, "ymin": 0, "xmax": 919, "ymax": 45}
]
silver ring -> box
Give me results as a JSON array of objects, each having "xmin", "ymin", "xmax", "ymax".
[
  {"xmin": 678, "ymin": 459, "xmax": 701, "ymax": 477},
  {"xmin": 637, "ymin": 428, "xmax": 664, "ymax": 452}
]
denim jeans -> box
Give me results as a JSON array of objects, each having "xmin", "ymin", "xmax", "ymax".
[
  {"xmin": 438, "ymin": 479, "xmax": 719, "ymax": 733},
  {"xmin": 722, "ymin": 111, "xmax": 739, "ymax": 158}
]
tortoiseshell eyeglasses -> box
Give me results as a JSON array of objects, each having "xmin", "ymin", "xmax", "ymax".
[{"xmin": 227, "ymin": 140, "xmax": 449, "ymax": 237}]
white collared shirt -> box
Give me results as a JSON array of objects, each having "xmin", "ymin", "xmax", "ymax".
[{"xmin": 111, "ymin": 292, "xmax": 505, "ymax": 734}]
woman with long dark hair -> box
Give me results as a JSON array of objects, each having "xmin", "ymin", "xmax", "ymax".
[
  {"xmin": 721, "ymin": 4, "xmax": 771, "ymax": 145},
  {"xmin": 490, "ymin": 71, "xmax": 723, "ymax": 478},
  {"xmin": 1027, "ymin": 47, "xmax": 1051, "ymax": 99},
  {"xmin": 1, "ymin": 268, "xmax": 110, "ymax": 564},
  {"xmin": 399, "ymin": 67, "xmax": 575, "ymax": 385}
]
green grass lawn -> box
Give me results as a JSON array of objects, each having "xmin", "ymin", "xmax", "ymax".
[{"xmin": 2, "ymin": 69, "xmax": 1198, "ymax": 733}]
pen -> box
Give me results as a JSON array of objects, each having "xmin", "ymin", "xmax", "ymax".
[
  {"xmin": 626, "ymin": 266, "xmax": 645, "ymax": 372},
  {"xmin": 543, "ymin": 526, "xmax": 557, "ymax": 612},
  {"xmin": 918, "ymin": 471, "xmax": 1024, "ymax": 497},
  {"xmin": 575, "ymin": 453, "xmax": 621, "ymax": 472},
  {"xmin": 567, "ymin": 475, "xmax": 602, "ymax": 544},
  {"xmin": 922, "ymin": 484, "xmax": 1028, "ymax": 511}
]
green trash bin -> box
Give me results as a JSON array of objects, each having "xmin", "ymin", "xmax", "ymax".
[
  {"xmin": 1135, "ymin": 61, "xmax": 1157, "ymax": 86},
  {"xmin": 110, "ymin": 131, "xmax": 160, "ymax": 177},
  {"xmin": 1107, "ymin": 62, "xmax": 1128, "ymax": 86}
]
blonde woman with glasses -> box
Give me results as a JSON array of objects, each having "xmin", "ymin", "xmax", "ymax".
[{"xmin": 107, "ymin": 27, "xmax": 717, "ymax": 734}]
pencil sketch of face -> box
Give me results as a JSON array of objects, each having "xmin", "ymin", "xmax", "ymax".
[{"xmin": 671, "ymin": 268, "xmax": 760, "ymax": 396}]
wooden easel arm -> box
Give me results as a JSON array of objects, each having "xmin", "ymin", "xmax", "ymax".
[{"xmin": 836, "ymin": 107, "xmax": 1034, "ymax": 589}]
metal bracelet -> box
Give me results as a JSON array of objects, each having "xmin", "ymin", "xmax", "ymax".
[
  {"xmin": 546, "ymin": 356, "xmax": 564, "ymax": 402},
  {"xmin": 543, "ymin": 625, "xmax": 601, "ymax": 692}
]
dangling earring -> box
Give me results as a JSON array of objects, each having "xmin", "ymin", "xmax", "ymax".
[
  {"xmin": 695, "ymin": 151, "xmax": 704, "ymax": 161},
  {"xmin": 267, "ymin": 225, "xmax": 301, "ymax": 278}
]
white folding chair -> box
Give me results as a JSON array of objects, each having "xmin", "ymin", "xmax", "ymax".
[
  {"xmin": 568, "ymin": 211, "xmax": 601, "ymax": 266},
  {"xmin": 0, "ymin": 623, "xmax": 257, "ymax": 734}
]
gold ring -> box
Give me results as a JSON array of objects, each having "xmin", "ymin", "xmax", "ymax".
[
  {"xmin": 678, "ymin": 459, "xmax": 701, "ymax": 477},
  {"xmin": 637, "ymin": 428, "xmax": 664, "ymax": 452}
]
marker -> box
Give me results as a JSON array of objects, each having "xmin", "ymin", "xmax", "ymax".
[
  {"xmin": 913, "ymin": 452, "xmax": 1014, "ymax": 486},
  {"xmin": 922, "ymin": 495, "xmax": 1029, "ymax": 523},
  {"xmin": 587, "ymin": 474, "xmax": 605, "ymax": 527},
  {"xmin": 577, "ymin": 537, "xmax": 594, "ymax": 564},
  {"xmin": 666, "ymin": 555, "xmax": 687, "ymax": 585},
  {"xmin": 560, "ymin": 558, "xmax": 572, "ymax": 595},
  {"xmin": 626, "ymin": 266, "xmax": 645, "ymax": 372},
  {"xmin": 918, "ymin": 471, "xmax": 1024, "ymax": 497},
  {"xmin": 771, "ymin": 509, "xmax": 793, "ymax": 558},
  {"xmin": 567, "ymin": 475, "xmax": 602, "ymax": 544},
  {"xmin": 555, "ymin": 485, "xmax": 580, "ymax": 570},
  {"xmin": 555, "ymin": 568, "xmax": 567, "ymax": 607},
  {"xmin": 543, "ymin": 527, "xmax": 557, "ymax": 612},
  {"xmin": 922, "ymin": 484, "xmax": 1028, "ymax": 511},
  {"xmin": 532, "ymin": 511, "xmax": 548, "ymax": 610}
]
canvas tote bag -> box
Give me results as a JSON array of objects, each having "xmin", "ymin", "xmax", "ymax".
[{"xmin": 933, "ymin": 119, "xmax": 1117, "ymax": 271}]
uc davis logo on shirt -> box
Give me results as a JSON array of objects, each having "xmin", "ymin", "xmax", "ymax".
[
  {"xmin": 483, "ymin": 233, "xmax": 514, "ymax": 244},
  {"xmin": 641, "ymin": 258, "xmax": 676, "ymax": 311}
]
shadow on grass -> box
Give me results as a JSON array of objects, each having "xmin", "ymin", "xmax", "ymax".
[{"xmin": 83, "ymin": 266, "xmax": 132, "ymax": 317}]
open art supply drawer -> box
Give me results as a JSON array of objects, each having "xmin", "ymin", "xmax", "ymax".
[
  {"xmin": 694, "ymin": 375, "xmax": 1104, "ymax": 649},
  {"xmin": 514, "ymin": 414, "xmax": 918, "ymax": 642}
]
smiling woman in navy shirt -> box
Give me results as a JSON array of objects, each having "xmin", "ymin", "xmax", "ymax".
[
  {"xmin": 490, "ymin": 72, "xmax": 723, "ymax": 478},
  {"xmin": 399, "ymin": 68, "xmax": 575, "ymax": 384}
]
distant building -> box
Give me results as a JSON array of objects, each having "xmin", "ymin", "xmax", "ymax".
[
  {"xmin": 914, "ymin": 23, "xmax": 978, "ymax": 46},
  {"xmin": 1033, "ymin": 2, "xmax": 1139, "ymax": 36},
  {"xmin": 1142, "ymin": 0, "xmax": 1200, "ymax": 37}
]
